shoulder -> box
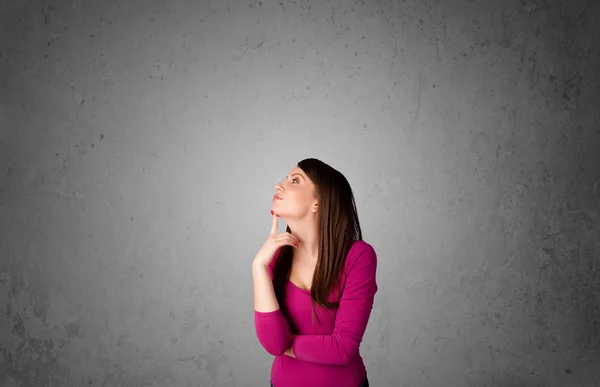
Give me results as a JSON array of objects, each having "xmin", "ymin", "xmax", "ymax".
[
  {"xmin": 326, "ymin": 240, "xmax": 377, "ymax": 301},
  {"xmin": 337, "ymin": 240, "xmax": 378, "ymax": 297},
  {"xmin": 342, "ymin": 240, "xmax": 377, "ymax": 279},
  {"xmin": 346, "ymin": 240, "xmax": 376, "ymax": 266},
  {"xmin": 348, "ymin": 239, "xmax": 375, "ymax": 254}
]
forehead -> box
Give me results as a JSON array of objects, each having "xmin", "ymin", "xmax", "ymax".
[{"xmin": 286, "ymin": 166, "xmax": 305, "ymax": 177}]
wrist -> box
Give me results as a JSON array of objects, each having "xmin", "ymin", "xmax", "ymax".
[{"xmin": 252, "ymin": 261, "xmax": 269, "ymax": 271}]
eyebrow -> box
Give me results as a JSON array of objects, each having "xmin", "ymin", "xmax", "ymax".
[{"xmin": 285, "ymin": 173, "xmax": 303, "ymax": 179}]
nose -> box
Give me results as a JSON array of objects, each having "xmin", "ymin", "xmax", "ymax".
[{"xmin": 274, "ymin": 183, "xmax": 283, "ymax": 193}]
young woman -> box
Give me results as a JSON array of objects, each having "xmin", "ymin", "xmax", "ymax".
[{"xmin": 253, "ymin": 158, "xmax": 378, "ymax": 387}]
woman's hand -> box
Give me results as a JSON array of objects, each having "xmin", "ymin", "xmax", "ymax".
[
  {"xmin": 284, "ymin": 335, "xmax": 297, "ymax": 358},
  {"xmin": 253, "ymin": 211, "xmax": 300, "ymax": 268}
]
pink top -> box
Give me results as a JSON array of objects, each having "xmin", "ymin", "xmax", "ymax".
[{"xmin": 254, "ymin": 240, "xmax": 378, "ymax": 387}]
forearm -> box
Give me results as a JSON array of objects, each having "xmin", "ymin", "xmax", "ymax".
[
  {"xmin": 253, "ymin": 262, "xmax": 292, "ymax": 355},
  {"xmin": 252, "ymin": 262, "xmax": 279, "ymax": 312},
  {"xmin": 290, "ymin": 331, "xmax": 360, "ymax": 365}
]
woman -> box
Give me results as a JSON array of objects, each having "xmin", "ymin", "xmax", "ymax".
[{"xmin": 253, "ymin": 158, "xmax": 378, "ymax": 387}]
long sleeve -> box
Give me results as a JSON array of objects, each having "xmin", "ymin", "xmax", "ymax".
[
  {"xmin": 254, "ymin": 249, "xmax": 292, "ymax": 356},
  {"xmin": 255, "ymin": 309, "xmax": 292, "ymax": 355},
  {"xmin": 291, "ymin": 245, "xmax": 378, "ymax": 365}
]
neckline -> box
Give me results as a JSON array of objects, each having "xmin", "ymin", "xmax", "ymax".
[
  {"xmin": 288, "ymin": 279, "xmax": 311, "ymax": 293},
  {"xmin": 284, "ymin": 240, "xmax": 361, "ymax": 294}
]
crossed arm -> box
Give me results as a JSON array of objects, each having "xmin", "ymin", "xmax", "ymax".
[{"xmin": 253, "ymin": 246, "xmax": 378, "ymax": 365}]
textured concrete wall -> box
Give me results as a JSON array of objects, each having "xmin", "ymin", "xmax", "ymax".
[{"xmin": 1, "ymin": 0, "xmax": 599, "ymax": 386}]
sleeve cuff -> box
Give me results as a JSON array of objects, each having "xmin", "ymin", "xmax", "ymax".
[{"xmin": 254, "ymin": 309, "xmax": 285, "ymax": 320}]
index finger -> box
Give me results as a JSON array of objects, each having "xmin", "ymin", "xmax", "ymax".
[{"xmin": 270, "ymin": 211, "xmax": 278, "ymax": 236}]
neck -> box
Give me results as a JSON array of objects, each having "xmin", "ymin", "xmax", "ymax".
[{"xmin": 282, "ymin": 216, "xmax": 319, "ymax": 262}]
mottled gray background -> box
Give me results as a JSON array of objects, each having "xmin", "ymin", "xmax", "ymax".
[{"xmin": 1, "ymin": 0, "xmax": 599, "ymax": 386}]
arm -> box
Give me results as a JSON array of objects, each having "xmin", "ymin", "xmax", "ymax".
[
  {"xmin": 254, "ymin": 250, "xmax": 293, "ymax": 356},
  {"xmin": 253, "ymin": 261, "xmax": 279, "ymax": 312},
  {"xmin": 287, "ymin": 245, "xmax": 378, "ymax": 365}
]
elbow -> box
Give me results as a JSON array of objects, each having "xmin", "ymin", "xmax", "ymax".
[
  {"xmin": 264, "ymin": 343, "xmax": 288, "ymax": 356},
  {"xmin": 254, "ymin": 315, "xmax": 292, "ymax": 356},
  {"xmin": 334, "ymin": 335, "xmax": 360, "ymax": 365},
  {"xmin": 337, "ymin": 347, "xmax": 359, "ymax": 365},
  {"xmin": 257, "ymin": 335, "xmax": 290, "ymax": 356}
]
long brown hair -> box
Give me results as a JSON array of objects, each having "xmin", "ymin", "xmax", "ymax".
[{"xmin": 272, "ymin": 158, "xmax": 363, "ymax": 332}]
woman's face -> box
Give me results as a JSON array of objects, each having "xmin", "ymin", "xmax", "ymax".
[{"xmin": 272, "ymin": 166, "xmax": 318, "ymax": 218}]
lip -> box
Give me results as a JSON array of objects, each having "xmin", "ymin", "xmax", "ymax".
[{"xmin": 273, "ymin": 195, "xmax": 282, "ymax": 200}]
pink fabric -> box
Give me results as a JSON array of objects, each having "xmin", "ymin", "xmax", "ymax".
[{"xmin": 254, "ymin": 240, "xmax": 378, "ymax": 387}]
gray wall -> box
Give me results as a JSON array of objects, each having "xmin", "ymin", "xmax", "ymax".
[{"xmin": 1, "ymin": 0, "xmax": 599, "ymax": 386}]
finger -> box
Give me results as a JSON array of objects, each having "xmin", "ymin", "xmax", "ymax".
[
  {"xmin": 290, "ymin": 235, "xmax": 300, "ymax": 246},
  {"xmin": 270, "ymin": 210, "xmax": 278, "ymax": 236}
]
